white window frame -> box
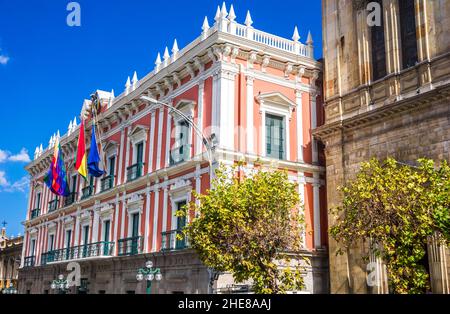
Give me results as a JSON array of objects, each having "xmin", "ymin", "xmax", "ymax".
[{"xmin": 257, "ymin": 92, "xmax": 295, "ymax": 161}]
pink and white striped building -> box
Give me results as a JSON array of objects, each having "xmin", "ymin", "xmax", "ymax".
[{"xmin": 19, "ymin": 3, "xmax": 328, "ymax": 294}]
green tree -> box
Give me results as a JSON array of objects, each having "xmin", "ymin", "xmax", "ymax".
[
  {"xmin": 178, "ymin": 163, "xmax": 306, "ymax": 294},
  {"xmin": 330, "ymin": 158, "xmax": 450, "ymax": 294}
]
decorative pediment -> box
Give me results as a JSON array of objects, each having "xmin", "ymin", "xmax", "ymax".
[
  {"xmin": 126, "ymin": 193, "xmax": 144, "ymax": 214},
  {"xmin": 103, "ymin": 140, "xmax": 119, "ymax": 156},
  {"xmin": 256, "ymin": 92, "xmax": 296, "ymax": 119},
  {"xmin": 129, "ymin": 124, "xmax": 149, "ymax": 144},
  {"xmin": 100, "ymin": 203, "xmax": 114, "ymax": 219},
  {"xmin": 169, "ymin": 179, "xmax": 192, "ymax": 197},
  {"xmin": 64, "ymin": 216, "xmax": 75, "ymax": 225},
  {"xmin": 173, "ymin": 99, "xmax": 196, "ymax": 122}
]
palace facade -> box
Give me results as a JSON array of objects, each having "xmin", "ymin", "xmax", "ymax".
[
  {"xmin": 316, "ymin": 0, "xmax": 450, "ymax": 293},
  {"xmin": 0, "ymin": 228, "xmax": 23, "ymax": 293},
  {"xmin": 19, "ymin": 3, "xmax": 328, "ymax": 294}
]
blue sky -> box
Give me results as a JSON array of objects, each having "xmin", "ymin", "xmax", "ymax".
[{"xmin": 0, "ymin": 0, "xmax": 322, "ymax": 237}]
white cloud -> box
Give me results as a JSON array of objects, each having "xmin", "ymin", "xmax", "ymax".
[
  {"xmin": 4, "ymin": 176, "xmax": 29, "ymax": 193},
  {"xmin": 0, "ymin": 148, "xmax": 31, "ymax": 163},
  {"xmin": 0, "ymin": 172, "xmax": 29, "ymax": 193},
  {"xmin": 0, "ymin": 171, "xmax": 9, "ymax": 187},
  {"xmin": 0, "ymin": 48, "xmax": 9, "ymax": 65},
  {"xmin": 8, "ymin": 148, "xmax": 31, "ymax": 163},
  {"xmin": 0, "ymin": 55, "xmax": 9, "ymax": 65},
  {"xmin": 0, "ymin": 150, "xmax": 8, "ymax": 163}
]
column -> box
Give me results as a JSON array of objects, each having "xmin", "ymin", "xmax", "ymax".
[
  {"xmin": 246, "ymin": 74, "xmax": 255, "ymax": 154},
  {"xmin": 196, "ymin": 80, "xmax": 205, "ymax": 156},
  {"xmin": 295, "ymin": 90, "xmax": 304, "ymax": 162},
  {"xmin": 165, "ymin": 102, "xmax": 173, "ymax": 167},
  {"xmin": 310, "ymin": 92, "xmax": 319, "ymax": 164},
  {"xmin": 156, "ymin": 109, "xmax": 164, "ymax": 170},
  {"xmin": 143, "ymin": 187, "xmax": 151, "ymax": 253},
  {"xmin": 313, "ymin": 174, "xmax": 321, "ymax": 248},
  {"xmin": 74, "ymin": 210, "xmax": 81, "ymax": 246},
  {"xmin": 151, "ymin": 187, "xmax": 160, "ymax": 252},
  {"xmin": 148, "ymin": 112, "xmax": 156, "ymax": 174},
  {"xmin": 219, "ymin": 69, "xmax": 236, "ymax": 150},
  {"xmin": 162, "ymin": 186, "xmax": 169, "ymax": 234},
  {"xmin": 92, "ymin": 207, "xmax": 100, "ymax": 243},
  {"xmin": 117, "ymin": 125, "xmax": 126, "ymax": 184}
]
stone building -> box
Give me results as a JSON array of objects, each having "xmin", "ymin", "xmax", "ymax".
[
  {"xmin": 18, "ymin": 3, "xmax": 329, "ymax": 294},
  {"xmin": 0, "ymin": 228, "xmax": 23, "ymax": 292},
  {"xmin": 315, "ymin": 0, "xmax": 450, "ymax": 293}
]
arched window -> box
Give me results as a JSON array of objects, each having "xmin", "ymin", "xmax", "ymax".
[
  {"xmin": 371, "ymin": 0, "xmax": 387, "ymax": 81},
  {"xmin": 399, "ymin": 0, "xmax": 418, "ymax": 69}
]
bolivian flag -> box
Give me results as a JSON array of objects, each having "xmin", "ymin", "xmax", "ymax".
[{"xmin": 75, "ymin": 119, "xmax": 88, "ymax": 179}]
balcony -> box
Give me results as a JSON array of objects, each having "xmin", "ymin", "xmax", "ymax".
[
  {"xmin": 161, "ymin": 229, "xmax": 188, "ymax": 251},
  {"xmin": 41, "ymin": 241, "xmax": 115, "ymax": 265},
  {"xmin": 100, "ymin": 175, "xmax": 114, "ymax": 192},
  {"xmin": 64, "ymin": 192, "xmax": 77, "ymax": 207},
  {"xmin": 127, "ymin": 163, "xmax": 143, "ymax": 182},
  {"xmin": 23, "ymin": 256, "xmax": 35, "ymax": 268},
  {"xmin": 81, "ymin": 185, "xmax": 95, "ymax": 200},
  {"xmin": 48, "ymin": 199, "xmax": 59, "ymax": 212},
  {"xmin": 118, "ymin": 236, "xmax": 143, "ymax": 256},
  {"xmin": 30, "ymin": 208, "xmax": 41, "ymax": 220},
  {"xmin": 170, "ymin": 144, "xmax": 191, "ymax": 166}
]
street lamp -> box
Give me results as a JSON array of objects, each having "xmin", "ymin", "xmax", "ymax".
[
  {"xmin": 2, "ymin": 283, "xmax": 18, "ymax": 294},
  {"xmin": 136, "ymin": 260, "xmax": 162, "ymax": 294},
  {"xmin": 51, "ymin": 274, "xmax": 70, "ymax": 294}
]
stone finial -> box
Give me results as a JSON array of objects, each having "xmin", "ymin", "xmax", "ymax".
[
  {"xmin": 220, "ymin": 2, "xmax": 228, "ymax": 18},
  {"xmin": 201, "ymin": 16, "xmax": 210, "ymax": 40},
  {"xmin": 163, "ymin": 47, "xmax": 170, "ymax": 67},
  {"xmin": 214, "ymin": 6, "xmax": 221, "ymax": 23},
  {"xmin": 49, "ymin": 135, "xmax": 53, "ymax": 147},
  {"xmin": 228, "ymin": 4, "xmax": 236, "ymax": 22},
  {"xmin": 292, "ymin": 26, "xmax": 300, "ymax": 42},
  {"xmin": 245, "ymin": 10, "xmax": 253, "ymax": 27},
  {"xmin": 68, "ymin": 120, "xmax": 73, "ymax": 135},
  {"xmin": 172, "ymin": 39, "xmax": 179, "ymax": 61},
  {"xmin": 125, "ymin": 76, "xmax": 131, "ymax": 89},
  {"xmin": 306, "ymin": 31, "xmax": 313, "ymax": 45},
  {"xmin": 34, "ymin": 147, "xmax": 39, "ymax": 160},
  {"xmin": 110, "ymin": 89, "xmax": 115, "ymax": 100},
  {"xmin": 132, "ymin": 71, "xmax": 138, "ymax": 89},
  {"xmin": 39, "ymin": 144, "xmax": 43, "ymax": 154},
  {"xmin": 73, "ymin": 117, "xmax": 77, "ymax": 128},
  {"xmin": 56, "ymin": 130, "xmax": 60, "ymax": 140},
  {"xmin": 155, "ymin": 52, "xmax": 162, "ymax": 72}
]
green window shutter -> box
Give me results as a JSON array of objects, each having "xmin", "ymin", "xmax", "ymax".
[{"xmin": 266, "ymin": 114, "xmax": 285, "ymax": 159}]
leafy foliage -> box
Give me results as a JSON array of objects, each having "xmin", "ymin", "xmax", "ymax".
[
  {"xmin": 330, "ymin": 158, "xmax": 450, "ymax": 294},
  {"xmin": 178, "ymin": 163, "xmax": 306, "ymax": 294}
]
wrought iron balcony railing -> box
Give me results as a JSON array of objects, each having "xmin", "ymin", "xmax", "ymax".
[
  {"xmin": 161, "ymin": 229, "xmax": 188, "ymax": 251},
  {"xmin": 169, "ymin": 144, "xmax": 191, "ymax": 166},
  {"xmin": 118, "ymin": 236, "xmax": 143, "ymax": 256},
  {"xmin": 81, "ymin": 185, "xmax": 95, "ymax": 200},
  {"xmin": 100, "ymin": 175, "xmax": 114, "ymax": 192},
  {"xmin": 127, "ymin": 163, "xmax": 144, "ymax": 182},
  {"xmin": 41, "ymin": 241, "xmax": 115, "ymax": 265},
  {"xmin": 48, "ymin": 199, "xmax": 59, "ymax": 212},
  {"xmin": 64, "ymin": 192, "xmax": 77, "ymax": 207},
  {"xmin": 30, "ymin": 208, "xmax": 41, "ymax": 220},
  {"xmin": 23, "ymin": 256, "xmax": 36, "ymax": 268}
]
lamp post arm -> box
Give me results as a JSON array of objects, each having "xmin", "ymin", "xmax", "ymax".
[{"xmin": 140, "ymin": 96, "xmax": 214, "ymax": 166}]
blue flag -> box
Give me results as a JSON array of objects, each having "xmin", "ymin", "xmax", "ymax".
[{"xmin": 88, "ymin": 123, "xmax": 106, "ymax": 177}]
